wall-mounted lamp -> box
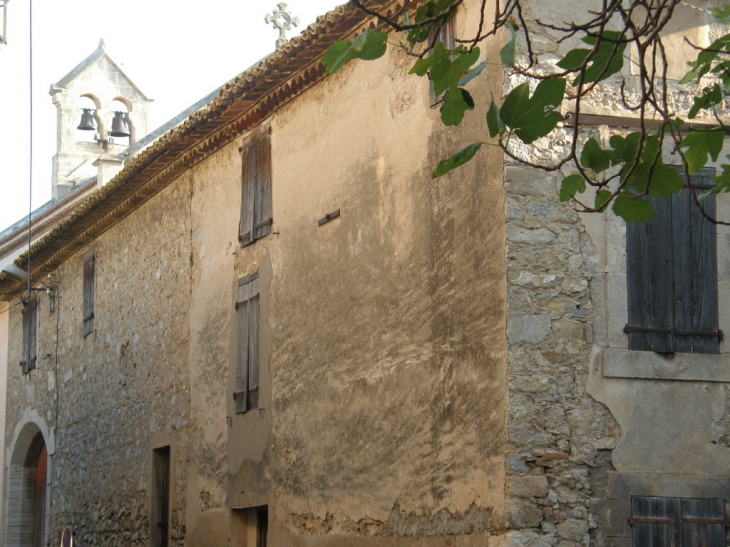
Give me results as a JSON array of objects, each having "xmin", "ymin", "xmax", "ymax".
[{"xmin": 2, "ymin": 264, "xmax": 56, "ymax": 314}]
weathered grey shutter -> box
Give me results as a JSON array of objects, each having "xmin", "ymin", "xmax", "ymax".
[
  {"xmin": 29, "ymin": 293, "xmax": 37, "ymax": 370},
  {"xmin": 240, "ymin": 131, "xmax": 272, "ymax": 247},
  {"xmin": 253, "ymin": 131, "xmax": 272, "ymax": 242},
  {"xmin": 20, "ymin": 292, "xmax": 38, "ymax": 374},
  {"xmin": 20, "ymin": 298, "xmax": 29, "ymax": 373},
  {"xmin": 672, "ymin": 175, "xmax": 719, "ymax": 354},
  {"xmin": 239, "ymin": 141, "xmax": 256, "ymax": 246},
  {"xmin": 234, "ymin": 274, "xmax": 259, "ymax": 413},
  {"xmin": 626, "ymin": 170, "xmax": 719, "ymax": 354},
  {"xmin": 21, "ymin": 292, "xmax": 38, "ymax": 373},
  {"xmin": 632, "ymin": 497, "xmax": 726, "ymax": 547},
  {"xmin": 626, "ymin": 196, "xmax": 675, "ymax": 352},
  {"xmin": 83, "ymin": 254, "xmax": 95, "ymax": 336},
  {"xmin": 680, "ymin": 497, "xmax": 726, "ymax": 546},
  {"xmin": 631, "ymin": 496, "xmax": 681, "ymax": 546},
  {"xmin": 248, "ymin": 289, "xmax": 260, "ymax": 411}
]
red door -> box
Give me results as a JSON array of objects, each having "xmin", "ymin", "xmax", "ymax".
[{"xmin": 33, "ymin": 444, "xmax": 47, "ymax": 547}]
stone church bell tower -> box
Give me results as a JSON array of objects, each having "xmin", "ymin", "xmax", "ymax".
[{"xmin": 49, "ymin": 39, "xmax": 153, "ymax": 199}]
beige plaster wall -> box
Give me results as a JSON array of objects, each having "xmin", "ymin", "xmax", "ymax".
[
  {"xmin": 263, "ymin": 39, "xmax": 507, "ymax": 541},
  {"xmin": 4, "ymin": 1, "xmax": 508, "ymax": 545}
]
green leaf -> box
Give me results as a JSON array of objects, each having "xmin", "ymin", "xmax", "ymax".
[
  {"xmin": 322, "ymin": 31, "xmax": 388, "ymax": 72},
  {"xmin": 608, "ymin": 132, "xmax": 640, "ymax": 166},
  {"xmin": 710, "ymin": 4, "xmax": 730, "ymax": 23},
  {"xmin": 680, "ymin": 35, "xmax": 730, "ymax": 84},
  {"xmin": 430, "ymin": 46, "xmax": 462, "ymax": 96},
  {"xmin": 440, "ymin": 87, "xmax": 474, "ymax": 126},
  {"xmin": 688, "ymin": 84, "xmax": 722, "ymax": 119},
  {"xmin": 612, "ymin": 193, "xmax": 655, "ymax": 222},
  {"xmin": 322, "ymin": 40, "xmax": 354, "ymax": 73},
  {"xmin": 411, "ymin": 42, "xmax": 448, "ymax": 76},
  {"xmin": 559, "ymin": 175, "xmax": 586, "ymax": 202},
  {"xmin": 574, "ymin": 31, "xmax": 627, "ymax": 85},
  {"xmin": 457, "ymin": 47, "xmax": 481, "ymax": 71},
  {"xmin": 704, "ymin": 160, "xmax": 730, "ymax": 200},
  {"xmin": 500, "ymin": 20, "xmax": 516, "ymax": 65},
  {"xmin": 486, "ymin": 94, "xmax": 505, "ymax": 137},
  {"xmin": 432, "ymin": 142, "xmax": 483, "ymax": 177},
  {"xmin": 500, "ymin": 78, "xmax": 566, "ymax": 144},
  {"xmin": 580, "ymin": 138, "xmax": 611, "ymax": 173},
  {"xmin": 595, "ymin": 189, "xmax": 612, "ymax": 210},
  {"xmin": 679, "ymin": 129, "xmax": 724, "ymax": 174},
  {"xmin": 458, "ymin": 61, "xmax": 487, "ymax": 87},
  {"xmin": 557, "ymin": 48, "xmax": 590, "ymax": 70},
  {"xmin": 645, "ymin": 165, "xmax": 684, "ymax": 198},
  {"xmin": 352, "ymin": 31, "xmax": 388, "ymax": 60}
]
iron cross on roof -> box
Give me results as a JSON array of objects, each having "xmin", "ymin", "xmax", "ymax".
[{"xmin": 265, "ymin": 3, "xmax": 300, "ymax": 49}]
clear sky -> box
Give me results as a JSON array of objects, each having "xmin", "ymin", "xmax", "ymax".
[{"xmin": 0, "ymin": 0, "xmax": 342, "ymax": 230}]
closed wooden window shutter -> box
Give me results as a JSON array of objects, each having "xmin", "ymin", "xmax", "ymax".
[
  {"xmin": 626, "ymin": 170, "xmax": 719, "ymax": 354},
  {"xmin": 240, "ymin": 141, "xmax": 256, "ymax": 246},
  {"xmin": 631, "ymin": 496, "xmax": 726, "ymax": 546},
  {"xmin": 234, "ymin": 274, "xmax": 260, "ymax": 414},
  {"xmin": 239, "ymin": 130, "xmax": 272, "ymax": 247},
  {"xmin": 21, "ymin": 292, "xmax": 38, "ymax": 374},
  {"xmin": 253, "ymin": 131, "xmax": 272, "ymax": 241},
  {"xmin": 83, "ymin": 254, "xmax": 95, "ymax": 336}
]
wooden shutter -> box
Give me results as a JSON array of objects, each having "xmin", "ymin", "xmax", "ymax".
[
  {"xmin": 239, "ymin": 130, "xmax": 272, "ymax": 247},
  {"xmin": 631, "ymin": 497, "xmax": 726, "ymax": 547},
  {"xmin": 253, "ymin": 131, "xmax": 272, "ymax": 242},
  {"xmin": 680, "ymin": 498, "xmax": 726, "ymax": 547},
  {"xmin": 239, "ymin": 141, "xmax": 256, "ymax": 246},
  {"xmin": 83, "ymin": 254, "xmax": 95, "ymax": 336},
  {"xmin": 626, "ymin": 196, "xmax": 675, "ymax": 352},
  {"xmin": 235, "ymin": 274, "xmax": 259, "ymax": 414},
  {"xmin": 672, "ymin": 175, "xmax": 719, "ymax": 354},
  {"xmin": 631, "ymin": 496, "xmax": 682, "ymax": 546},
  {"xmin": 21, "ymin": 292, "xmax": 38, "ymax": 374},
  {"xmin": 626, "ymin": 170, "xmax": 719, "ymax": 354}
]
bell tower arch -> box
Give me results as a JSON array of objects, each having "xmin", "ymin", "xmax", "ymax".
[{"xmin": 49, "ymin": 39, "xmax": 152, "ymax": 198}]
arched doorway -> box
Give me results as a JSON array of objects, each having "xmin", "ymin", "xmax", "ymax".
[
  {"xmin": 5, "ymin": 423, "xmax": 48, "ymax": 547},
  {"xmin": 32, "ymin": 442, "xmax": 47, "ymax": 547}
]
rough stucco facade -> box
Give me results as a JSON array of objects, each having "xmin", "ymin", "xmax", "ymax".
[
  {"xmin": 3, "ymin": 2, "xmax": 508, "ymax": 546},
  {"xmin": 3, "ymin": 0, "xmax": 730, "ymax": 546}
]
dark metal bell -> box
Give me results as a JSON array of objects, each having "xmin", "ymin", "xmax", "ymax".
[
  {"xmin": 77, "ymin": 108, "xmax": 96, "ymax": 131},
  {"xmin": 110, "ymin": 111, "xmax": 131, "ymax": 138}
]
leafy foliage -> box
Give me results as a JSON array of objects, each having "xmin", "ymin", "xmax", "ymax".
[
  {"xmin": 497, "ymin": 79, "xmax": 566, "ymax": 144},
  {"xmin": 322, "ymin": 0, "xmax": 730, "ymax": 223}
]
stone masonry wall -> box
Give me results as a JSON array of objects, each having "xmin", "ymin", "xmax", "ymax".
[
  {"xmin": 503, "ymin": 0, "xmax": 730, "ymax": 545},
  {"xmin": 504, "ymin": 165, "xmax": 619, "ymax": 547},
  {"xmin": 5, "ymin": 173, "xmax": 194, "ymax": 546}
]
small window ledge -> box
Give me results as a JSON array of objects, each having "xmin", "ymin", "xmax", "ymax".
[{"xmin": 603, "ymin": 348, "xmax": 730, "ymax": 382}]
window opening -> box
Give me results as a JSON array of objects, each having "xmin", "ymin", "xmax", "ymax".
[
  {"xmin": 231, "ymin": 505, "xmax": 268, "ymax": 547},
  {"xmin": 239, "ymin": 130, "xmax": 272, "ymax": 247},
  {"xmin": 626, "ymin": 169, "xmax": 719, "ymax": 354},
  {"xmin": 82, "ymin": 253, "xmax": 95, "ymax": 336},
  {"xmin": 234, "ymin": 273, "xmax": 260, "ymax": 414},
  {"xmin": 152, "ymin": 446, "xmax": 170, "ymax": 547},
  {"xmin": 21, "ymin": 291, "xmax": 38, "ymax": 373}
]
